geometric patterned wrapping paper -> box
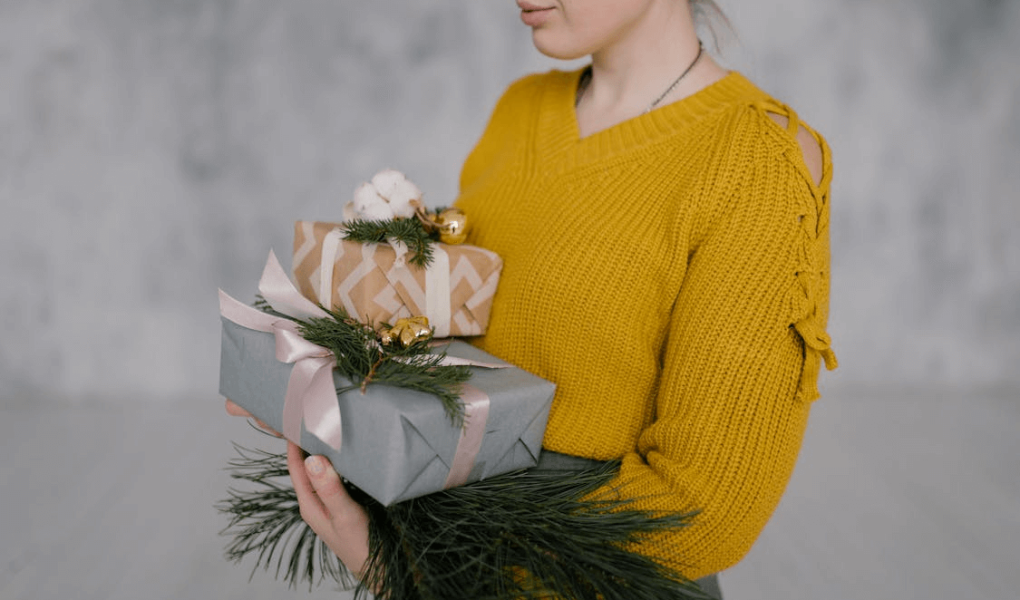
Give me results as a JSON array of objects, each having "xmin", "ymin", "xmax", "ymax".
[{"xmin": 293, "ymin": 221, "xmax": 503, "ymax": 336}]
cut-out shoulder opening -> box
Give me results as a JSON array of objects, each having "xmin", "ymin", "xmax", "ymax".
[{"xmin": 765, "ymin": 112, "xmax": 824, "ymax": 188}]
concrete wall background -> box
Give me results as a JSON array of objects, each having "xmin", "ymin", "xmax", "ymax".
[{"xmin": 1, "ymin": 0, "xmax": 1018, "ymax": 404}]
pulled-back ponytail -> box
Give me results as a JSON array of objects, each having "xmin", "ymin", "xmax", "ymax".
[
  {"xmin": 689, "ymin": 0, "xmax": 735, "ymax": 50},
  {"xmin": 690, "ymin": 0, "xmax": 728, "ymax": 20}
]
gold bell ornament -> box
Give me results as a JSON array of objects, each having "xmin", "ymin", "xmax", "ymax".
[
  {"xmin": 410, "ymin": 200, "xmax": 469, "ymax": 245},
  {"xmin": 434, "ymin": 208, "xmax": 468, "ymax": 245},
  {"xmin": 380, "ymin": 316, "xmax": 433, "ymax": 348}
]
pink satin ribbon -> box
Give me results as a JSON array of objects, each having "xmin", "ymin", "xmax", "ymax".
[
  {"xmin": 444, "ymin": 383, "xmax": 491, "ymax": 489},
  {"xmin": 223, "ymin": 250, "xmax": 508, "ymax": 484},
  {"xmin": 219, "ymin": 251, "xmax": 342, "ymax": 450}
]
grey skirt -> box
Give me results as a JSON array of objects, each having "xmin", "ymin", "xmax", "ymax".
[{"xmin": 533, "ymin": 450, "xmax": 722, "ymax": 600}]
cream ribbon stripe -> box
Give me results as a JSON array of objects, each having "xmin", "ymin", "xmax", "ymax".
[{"xmin": 318, "ymin": 230, "xmax": 453, "ymax": 337}]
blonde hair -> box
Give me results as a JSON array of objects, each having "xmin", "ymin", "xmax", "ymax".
[
  {"xmin": 689, "ymin": 0, "xmax": 735, "ymax": 51},
  {"xmin": 690, "ymin": 0, "xmax": 727, "ymax": 20}
]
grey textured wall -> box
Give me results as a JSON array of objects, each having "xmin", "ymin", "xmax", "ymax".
[{"xmin": 2, "ymin": 0, "xmax": 1018, "ymax": 404}]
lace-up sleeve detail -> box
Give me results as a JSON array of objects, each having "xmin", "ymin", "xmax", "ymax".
[
  {"xmin": 593, "ymin": 103, "xmax": 840, "ymax": 578},
  {"xmin": 758, "ymin": 100, "xmax": 838, "ymax": 401}
]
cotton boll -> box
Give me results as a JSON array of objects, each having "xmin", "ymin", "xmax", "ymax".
[
  {"xmin": 356, "ymin": 198, "xmax": 395, "ymax": 221},
  {"xmin": 343, "ymin": 201, "xmax": 358, "ymax": 221},
  {"xmin": 352, "ymin": 182, "xmax": 388, "ymax": 214},
  {"xmin": 388, "ymin": 195, "xmax": 417, "ymax": 219},
  {"xmin": 351, "ymin": 182, "xmax": 394, "ymax": 220},
  {"xmin": 370, "ymin": 169, "xmax": 406, "ymax": 201},
  {"xmin": 387, "ymin": 179, "xmax": 423, "ymax": 218}
]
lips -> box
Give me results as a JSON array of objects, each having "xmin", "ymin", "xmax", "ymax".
[{"xmin": 518, "ymin": 1, "xmax": 555, "ymax": 26}]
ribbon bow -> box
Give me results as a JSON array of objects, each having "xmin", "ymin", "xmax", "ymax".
[
  {"xmin": 221, "ymin": 250, "xmax": 511, "ymax": 486},
  {"xmin": 219, "ymin": 251, "xmax": 343, "ymax": 450}
]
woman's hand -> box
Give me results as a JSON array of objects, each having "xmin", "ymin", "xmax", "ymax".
[
  {"xmin": 223, "ymin": 398, "xmax": 371, "ymax": 576},
  {"xmin": 287, "ymin": 442, "xmax": 371, "ymax": 576},
  {"xmin": 224, "ymin": 398, "xmax": 282, "ymax": 437}
]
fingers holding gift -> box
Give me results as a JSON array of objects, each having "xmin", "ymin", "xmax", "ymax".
[
  {"xmin": 298, "ymin": 450, "xmax": 363, "ymax": 527},
  {"xmin": 287, "ymin": 441, "xmax": 327, "ymax": 526},
  {"xmin": 224, "ymin": 398, "xmax": 282, "ymax": 437},
  {"xmin": 287, "ymin": 442, "xmax": 371, "ymax": 574},
  {"xmin": 224, "ymin": 397, "xmax": 250, "ymax": 417}
]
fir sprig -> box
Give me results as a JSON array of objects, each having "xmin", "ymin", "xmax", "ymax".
[
  {"xmin": 219, "ymin": 446, "xmax": 711, "ymax": 600},
  {"xmin": 297, "ymin": 307, "xmax": 471, "ymax": 425},
  {"xmin": 341, "ymin": 217, "xmax": 437, "ymax": 268},
  {"xmin": 252, "ymin": 297, "xmax": 471, "ymax": 425},
  {"xmin": 217, "ymin": 442, "xmax": 354, "ymax": 589}
]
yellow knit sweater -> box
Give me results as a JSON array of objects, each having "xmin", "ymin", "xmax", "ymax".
[{"xmin": 455, "ymin": 69, "xmax": 837, "ymax": 579}]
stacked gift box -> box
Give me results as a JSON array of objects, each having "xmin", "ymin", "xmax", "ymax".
[{"xmin": 219, "ymin": 172, "xmax": 555, "ymax": 506}]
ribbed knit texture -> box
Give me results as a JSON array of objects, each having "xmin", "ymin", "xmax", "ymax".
[{"xmin": 455, "ymin": 69, "xmax": 837, "ymax": 579}]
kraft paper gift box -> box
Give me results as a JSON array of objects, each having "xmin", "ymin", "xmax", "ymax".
[
  {"xmin": 292, "ymin": 220, "xmax": 503, "ymax": 338},
  {"xmin": 219, "ymin": 300, "xmax": 555, "ymax": 507}
]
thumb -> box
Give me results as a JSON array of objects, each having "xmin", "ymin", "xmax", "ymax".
[{"xmin": 304, "ymin": 456, "xmax": 358, "ymax": 522}]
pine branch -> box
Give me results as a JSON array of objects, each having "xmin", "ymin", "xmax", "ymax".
[
  {"xmin": 341, "ymin": 217, "xmax": 437, "ymax": 268},
  {"xmin": 251, "ymin": 299, "xmax": 471, "ymax": 426},
  {"xmin": 298, "ymin": 308, "xmax": 471, "ymax": 426},
  {"xmin": 216, "ymin": 443, "xmax": 356, "ymax": 590},
  {"xmin": 218, "ymin": 446, "xmax": 712, "ymax": 600}
]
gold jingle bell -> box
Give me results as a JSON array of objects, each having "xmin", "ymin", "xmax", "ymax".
[
  {"xmin": 435, "ymin": 208, "xmax": 468, "ymax": 245},
  {"xmin": 380, "ymin": 316, "xmax": 433, "ymax": 348}
]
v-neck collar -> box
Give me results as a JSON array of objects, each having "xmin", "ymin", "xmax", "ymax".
[{"xmin": 535, "ymin": 67, "xmax": 762, "ymax": 170}]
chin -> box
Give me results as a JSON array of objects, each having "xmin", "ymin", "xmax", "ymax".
[{"xmin": 531, "ymin": 30, "xmax": 591, "ymax": 61}]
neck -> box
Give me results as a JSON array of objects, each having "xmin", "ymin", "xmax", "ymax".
[{"xmin": 577, "ymin": 2, "xmax": 727, "ymax": 137}]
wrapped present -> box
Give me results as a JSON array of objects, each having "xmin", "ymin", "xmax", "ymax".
[
  {"xmin": 292, "ymin": 220, "xmax": 502, "ymax": 337},
  {"xmin": 219, "ymin": 252, "xmax": 554, "ymax": 506}
]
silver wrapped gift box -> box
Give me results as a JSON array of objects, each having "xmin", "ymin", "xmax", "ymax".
[{"xmin": 219, "ymin": 317, "xmax": 555, "ymax": 506}]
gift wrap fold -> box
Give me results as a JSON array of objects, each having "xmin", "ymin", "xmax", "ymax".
[
  {"xmin": 219, "ymin": 255, "xmax": 553, "ymax": 506},
  {"xmin": 292, "ymin": 221, "xmax": 503, "ymax": 338}
]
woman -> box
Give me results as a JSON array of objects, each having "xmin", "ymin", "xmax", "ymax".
[{"xmin": 229, "ymin": 0, "xmax": 837, "ymax": 595}]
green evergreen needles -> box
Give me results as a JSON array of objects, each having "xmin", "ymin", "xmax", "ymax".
[
  {"xmin": 225, "ymin": 297, "xmax": 710, "ymax": 598},
  {"xmin": 218, "ymin": 443, "xmax": 355, "ymax": 589},
  {"xmin": 218, "ymin": 444, "xmax": 711, "ymax": 600},
  {"xmin": 254, "ymin": 296, "xmax": 471, "ymax": 426},
  {"xmin": 341, "ymin": 216, "xmax": 439, "ymax": 268}
]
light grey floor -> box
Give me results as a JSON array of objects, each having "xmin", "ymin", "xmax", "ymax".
[{"xmin": 2, "ymin": 387, "xmax": 1017, "ymax": 600}]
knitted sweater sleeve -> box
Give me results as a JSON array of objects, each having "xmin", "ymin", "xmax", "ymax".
[{"xmin": 612, "ymin": 105, "xmax": 837, "ymax": 579}]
